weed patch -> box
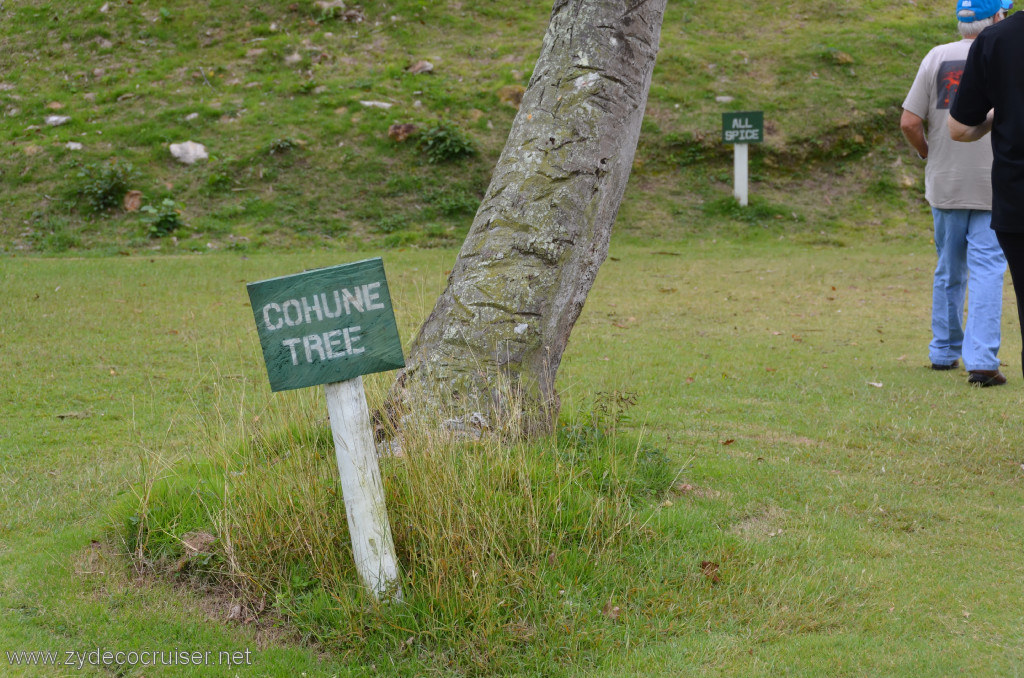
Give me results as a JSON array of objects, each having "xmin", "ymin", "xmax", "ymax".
[
  {"xmin": 140, "ymin": 198, "xmax": 185, "ymax": 238},
  {"xmin": 418, "ymin": 120, "xmax": 477, "ymax": 164}
]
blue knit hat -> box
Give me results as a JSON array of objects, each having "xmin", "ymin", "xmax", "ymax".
[{"xmin": 957, "ymin": 0, "xmax": 1013, "ymax": 22}]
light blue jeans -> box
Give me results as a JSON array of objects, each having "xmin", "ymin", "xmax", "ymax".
[{"xmin": 930, "ymin": 208, "xmax": 1006, "ymax": 371}]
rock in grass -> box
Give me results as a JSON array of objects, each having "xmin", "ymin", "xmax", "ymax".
[
  {"xmin": 45, "ymin": 115, "xmax": 70, "ymax": 126},
  {"xmin": 169, "ymin": 140, "xmax": 208, "ymax": 164},
  {"xmin": 407, "ymin": 60, "xmax": 433, "ymax": 74}
]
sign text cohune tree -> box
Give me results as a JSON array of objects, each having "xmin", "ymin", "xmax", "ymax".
[{"xmin": 388, "ymin": 0, "xmax": 668, "ymax": 435}]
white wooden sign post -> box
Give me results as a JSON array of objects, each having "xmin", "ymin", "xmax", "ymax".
[
  {"xmin": 722, "ymin": 111, "xmax": 764, "ymax": 207},
  {"xmin": 324, "ymin": 378, "xmax": 401, "ymax": 599},
  {"xmin": 247, "ymin": 258, "xmax": 406, "ymax": 600}
]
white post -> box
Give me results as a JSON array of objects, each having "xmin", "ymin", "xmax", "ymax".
[
  {"xmin": 324, "ymin": 377, "xmax": 402, "ymax": 601},
  {"xmin": 733, "ymin": 142, "xmax": 749, "ymax": 206}
]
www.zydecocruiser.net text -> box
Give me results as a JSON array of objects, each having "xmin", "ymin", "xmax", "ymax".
[{"xmin": 5, "ymin": 648, "xmax": 253, "ymax": 670}]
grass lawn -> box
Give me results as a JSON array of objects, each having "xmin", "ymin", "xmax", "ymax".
[{"xmin": 2, "ymin": 236, "xmax": 1023, "ymax": 676}]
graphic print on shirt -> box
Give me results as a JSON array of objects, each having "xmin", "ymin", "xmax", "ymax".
[{"xmin": 937, "ymin": 60, "xmax": 966, "ymax": 110}]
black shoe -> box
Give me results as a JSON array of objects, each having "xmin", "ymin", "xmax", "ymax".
[
  {"xmin": 931, "ymin": 361, "xmax": 958, "ymax": 371},
  {"xmin": 968, "ymin": 370, "xmax": 1007, "ymax": 387}
]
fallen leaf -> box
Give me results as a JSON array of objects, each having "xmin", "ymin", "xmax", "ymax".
[
  {"xmin": 601, "ymin": 600, "xmax": 621, "ymax": 620},
  {"xmin": 387, "ymin": 122, "xmax": 418, "ymax": 142},
  {"xmin": 123, "ymin": 190, "xmax": 143, "ymax": 212},
  {"xmin": 721, "ymin": 439, "xmax": 735, "ymax": 446},
  {"xmin": 700, "ymin": 560, "xmax": 721, "ymax": 584}
]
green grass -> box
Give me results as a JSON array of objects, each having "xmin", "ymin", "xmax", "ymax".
[
  {"xmin": 3, "ymin": 0, "xmax": 1022, "ymax": 675},
  {"xmin": 1, "ymin": 0, "xmax": 957, "ymax": 253},
  {"xmin": 3, "ymin": 241, "xmax": 1024, "ymax": 676}
]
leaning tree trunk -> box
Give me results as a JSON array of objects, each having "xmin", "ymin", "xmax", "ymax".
[{"xmin": 389, "ymin": 0, "xmax": 667, "ymax": 436}]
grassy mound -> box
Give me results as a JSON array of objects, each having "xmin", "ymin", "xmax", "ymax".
[{"xmin": 117, "ymin": 391, "xmax": 684, "ymax": 676}]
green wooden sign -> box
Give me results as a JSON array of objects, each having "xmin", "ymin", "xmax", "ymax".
[
  {"xmin": 247, "ymin": 258, "xmax": 405, "ymax": 392},
  {"xmin": 722, "ymin": 111, "xmax": 764, "ymax": 144}
]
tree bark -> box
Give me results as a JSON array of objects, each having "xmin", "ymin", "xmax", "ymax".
[{"xmin": 388, "ymin": 0, "xmax": 667, "ymax": 436}]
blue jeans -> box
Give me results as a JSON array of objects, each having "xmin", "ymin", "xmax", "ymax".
[{"xmin": 930, "ymin": 208, "xmax": 1006, "ymax": 371}]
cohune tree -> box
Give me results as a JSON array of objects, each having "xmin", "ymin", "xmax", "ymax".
[{"xmin": 388, "ymin": 0, "xmax": 668, "ymax": 436}]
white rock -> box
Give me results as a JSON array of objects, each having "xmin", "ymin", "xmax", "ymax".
[
  {"xmin": 185, "ymin": 112, "xmax": 199, "ymax": 121},
  {"xmin": 169, "ymin": 140, "xmax": 208, "ymax": 164},
  {"xmin": 66, "ymin": 142, "xmax": 83, "ymax": 150},
  {"xmin": 45, "ymin": 115, "xmax": 71, "ymax": 126},
  {"xmin": 359, "ymin": 100, "xmax": 392, "ymax": 109},
  {"xmin": 99, "ymin": 2, "xmax": 110, "ymax": 12},
  {"xmin": 715, "ymin": 95, "xmax": 735, "ymax": 103}
]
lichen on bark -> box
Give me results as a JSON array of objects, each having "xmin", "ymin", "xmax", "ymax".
[{"xmin": 387, "ymin": 0, "xmax": 667, "ymax": 437}]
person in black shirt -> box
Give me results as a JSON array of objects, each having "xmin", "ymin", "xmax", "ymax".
[{"xmin": 949, "ymin": 0, "xmax": 1024, "ymax": 382}]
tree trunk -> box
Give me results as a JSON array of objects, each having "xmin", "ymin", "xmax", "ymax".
[{"xmin": 389, "ymin": 0, "xmax": 667, "ymax": 436}]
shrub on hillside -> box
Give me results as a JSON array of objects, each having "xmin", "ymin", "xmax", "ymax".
[{"xmin": 73, "ymin": 160, "xmax": 137, "ymax": 214}]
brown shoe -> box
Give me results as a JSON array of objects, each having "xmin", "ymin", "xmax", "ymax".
[{"xmin": 968, "ymin": 370, "xmax": 1007, "ymax": 387}]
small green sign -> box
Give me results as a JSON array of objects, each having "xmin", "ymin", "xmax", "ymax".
[
  {"xmin": 722, "ymin": 111, "xmax": 764, "ymax": 144},
  {"xmin": 247, "ymin": 258, "xmax": 405, "ymax": 392}
]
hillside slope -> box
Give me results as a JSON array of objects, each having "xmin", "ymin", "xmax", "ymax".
[{"xmin": 0, "ymin": 0, "xmax": 959, "ymax": 253}]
